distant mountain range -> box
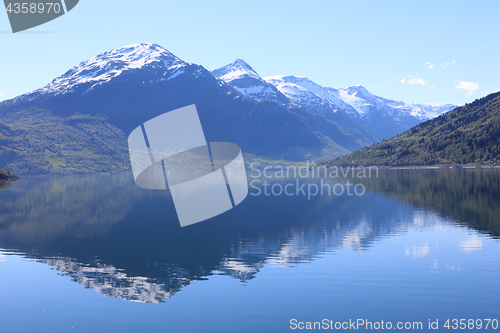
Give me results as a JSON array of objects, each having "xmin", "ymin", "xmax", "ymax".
[
  {"xmin": 0, "ymin": 43, "xmax": 456, "ymax": 174},
  {"xmin": 211, "ymin": 59, "xmax": 456, "ymax": 140},
  {"xmin": 327, "ymin": 91, "xmax": 500, "ymax": 166}
]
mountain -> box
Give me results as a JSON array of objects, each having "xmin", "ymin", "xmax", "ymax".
[
  {"xmin": 212, "ymin": 62, "xmax": 457, "ymax": 141},
  {"xmin": 326, "ymin": 85, "xmax": 457, "ymax": 139},
  {"xmin": 210, "ymin": 59, "xmax": 289, "ymax": 105},
  {"xmin": 326, "ymin": 91, "xmax": 500, "ymax": 166},
  {"xmin": 0, "ymin": 43, "xmax": 370, "ymax": 174},
  {"xmin": 265, "ymin": 77, "xmax": 457, "ymax": 141},
  {"xmin": 331, "ymin": 85, "xmax": 456, "ymax": 121},
  {"xmin": 211, "ymin": 62, "xmax": 378, "ymax": 147},
  {"xmin": 31, "ymin": 43, "xmax": 189, "ymax": 98}
]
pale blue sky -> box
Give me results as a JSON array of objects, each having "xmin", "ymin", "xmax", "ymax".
[{"xmin": 1, "ymin": 0, "xmax": 499, "ymax": 105}]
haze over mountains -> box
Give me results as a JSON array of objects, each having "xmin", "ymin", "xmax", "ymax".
[{"xmin": 0, "ymin": 43, "xmax": 456, "ymax": 174}]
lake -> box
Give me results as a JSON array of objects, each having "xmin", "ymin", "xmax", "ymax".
[{"xmin": 1, "ymin": 169, "xmax": 499, "ymax": 332}]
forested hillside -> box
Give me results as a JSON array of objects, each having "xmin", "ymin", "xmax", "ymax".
[{"xmin": 327, "ymin": 92, "xmax": 500, "ymax": 166}]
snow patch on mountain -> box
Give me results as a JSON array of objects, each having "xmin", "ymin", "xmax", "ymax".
[
  {"xmin": 266, "ymin": 75, "xmax": 329, "ymax": 107},
  {"xmin": 330, "ymin": 85, "xmax": 457, "ymax": 121},
  {"xmin": 389, "ymin": 101, "xmax": 457, "ymax": 121},
  {"xmin": 265, "ymin": 75, "xmax": 358, "ymax": 115},
  {"xmin": 329, "ymin": 85, "xmax": 383, "ymax": 116}
]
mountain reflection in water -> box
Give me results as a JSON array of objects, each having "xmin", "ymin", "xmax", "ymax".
[{"xmin": 0, "ymin": 170, "xmax": 498, "ymax": 303}]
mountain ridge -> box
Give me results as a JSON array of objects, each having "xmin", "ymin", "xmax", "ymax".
[{"xmin": 212, "ymin": 61, "xmax": 458, "ymax": 141}]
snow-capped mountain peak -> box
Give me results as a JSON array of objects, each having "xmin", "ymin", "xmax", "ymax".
[
  {"xmin": 345, "ymin": 85, "xmax": 368, "ymax": 95},
  {"xmin": 211, "ymin": 59, "xmax": 259, "ymax": 81},
  {"xmin": 331, "ymin": 86, "xmax": 379, "ymax": 116},
  {"xmin": 84, "ymin": 42, "xmax": 185, "ymax": 70},
  {"xmin": 211, "ymin": 59, "xmax": 289, "ymax": 104},
  {"xmin": 37, "ymin": 43, "xmax": 188, "ymax": 96}
]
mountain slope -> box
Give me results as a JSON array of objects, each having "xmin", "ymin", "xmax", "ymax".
[
  {"xmin": 327, "ymin": 92, "xmax": 500, "ymax": 166},
  {"xmin": 0, "ymin": 43, "xmax": 369, "ymax": 174}
]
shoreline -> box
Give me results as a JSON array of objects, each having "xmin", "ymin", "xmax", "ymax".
[
  {"xmin": 376, "ymin": 164, "xmax": 500, "ymax": 170},
  {"xmin": 5, "ymin": 164, "xmax": 500, "ymax": 176},
  {"xmin": 326, "ymin": 164, "xmax": 500, "ymax": 170},
  {"xmin": 0, "ymin": 178, "xmax": 20, "ymax": 184}
]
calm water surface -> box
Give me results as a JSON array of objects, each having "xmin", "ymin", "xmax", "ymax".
[{"xmin": 0, "ymin": 169, "xmax": 499, "ymax": 332}]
